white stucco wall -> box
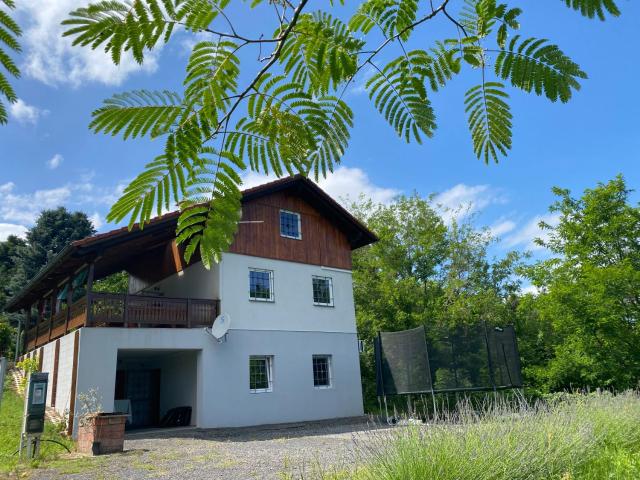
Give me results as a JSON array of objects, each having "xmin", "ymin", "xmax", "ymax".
[
  {"xmin": 54, "ymin": 332, "xmax": 76, "ymax": 416},
  {"xmin": 158, "ymin": 351, "xmax": 199, "ymax": 421},
  {"xmin": 75, "ymin": 326, "xmax": 363, "ymax": 434},
  {"xmin": 219, "ymin": 253, "xmax": 357, "ymax": 333},
  {"xmin": 40, "ymin": 342, "xmax": 56, "ymax": 407},
  {"xmin": 137, "ymin": 261, "xmax": 221, "ymax": 300}
]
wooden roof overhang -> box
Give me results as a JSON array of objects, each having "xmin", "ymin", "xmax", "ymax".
[
  {"xmin": 6, "ymin": 175, "xmax": 377, "ymax": 312},
  {"xmin": 5, "ymin": 213, "xmax": 181, "ymax": 312}
]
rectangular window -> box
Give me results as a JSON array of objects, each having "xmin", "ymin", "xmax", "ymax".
[
  {"xmin": 249, "ymin": 356, "xmax": 273, "ymax": 393},
  {"xmin": 280, "ymin": 210, "xmax": 301, "ymax": 239},
  {"xmin": 249, "ymin": 269, "xmax": 274, "ymax": 302},
  {"xmin": 312, "ymin": 276, "xmax": 334, "ymax": 306},
  {"xmin": 313, "ymin": 355, "xmax": 332, "ymax": 388}
]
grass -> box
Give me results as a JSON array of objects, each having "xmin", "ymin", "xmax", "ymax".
[
  {"xmin": 0, "ymin": 378, "xmax": 75, "ymax": 475},
  {"xmin": 344, "ymin": 391, "xmax": 640, "ymax": 480}
]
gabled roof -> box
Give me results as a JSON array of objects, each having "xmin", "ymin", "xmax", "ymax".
[{"xmin": 6, "ymin": 175, "xmax": 377, "ymax": 312}]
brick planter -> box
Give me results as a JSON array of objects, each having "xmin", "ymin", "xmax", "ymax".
[{"xmin": 77, "ymin": 413, "xmax": 128, "ymax": 455}]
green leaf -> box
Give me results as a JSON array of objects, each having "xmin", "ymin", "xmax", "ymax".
[
  {"xmin": 107, "ymin": 153, "xmax": 188, "ymax": 225},
  {"xmin": 494, "ymin": 36, "xmax": 587, "ymax": 103},
  {"xmin": 561, "ymin": 0, "xmax": 621, "ymax": 20},
  {"xmin": 280, "ymin": 12, "xmax": 363, "ymax": 95},
  {"xmin": 176, "ymin": 149, "xmax": 245, "ymax": 266},
  {"xmin": 62, "ymin": 0, "xmax": 193, "ymax": 65},
  {"xmin": 183, "ymin": 40, "xmax": 240, "ymax": 129},
  {"xmin": 349, "ymin": 0, "xmax": 419, "ymax": 41},
  {"xmin": 0, "ymin": 0, "xmax": 19, "ymax": 125},
  {"xmin": 464, "ymin": 81, "xmax": 512, "ymax": 163},
  {"xmin": 366, "ymin": 51, "xmax": 446, "ymax": 143},
  {"xmin": 226, "ymin": 75, "xmax": 317, "ymax": 176},
  {"xmin": 90, "ymin": 90, "xmax": 183, "ymax": 139}
]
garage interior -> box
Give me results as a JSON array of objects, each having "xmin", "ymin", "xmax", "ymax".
[{"xmin": 114, "ymin": 349, "xmax": 199, "ymax": 430}]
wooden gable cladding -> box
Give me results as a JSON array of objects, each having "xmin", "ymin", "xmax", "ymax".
[{"xmin": 229, "ymin": 191, "xmax": 353, "ymax": 270}]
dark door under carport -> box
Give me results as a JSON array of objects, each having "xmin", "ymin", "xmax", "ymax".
[{"xmin": 115, "ymin": 369, "xmax": 161, "ymax": 429}]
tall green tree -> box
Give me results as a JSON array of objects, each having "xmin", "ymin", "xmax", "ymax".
[
  {"xmin": 0, "ymin": 0, "xmax": 21, "ymax": 125},
  {"xmin": 521, "ymin": 176, "xmax": 640, "ymax": 391},
  {"xmin": 0, "ymin": 234, "xmax": 25, "ymax": 311},
  {"xmin": 351, "ymin": 194, "xmax": 522, "ymax": 406},
  {"xmin": 0, "ymin": 208, "xmax": 96, "ymax": 314},
  {"xmin": 0, "ymin": 208, "xmax": 96, "ymax": 356},
  {"xmin": 20, "ymin": 207, "xmax": 96, "ymax": 281},
  {"xmin": 60, "ymin": 0, "xmax": 623, "ymax": 266}
]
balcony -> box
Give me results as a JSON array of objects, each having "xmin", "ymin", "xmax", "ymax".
[{"xmin": 24, "ymin": 292, "xmax": 220, "ymax": 351}]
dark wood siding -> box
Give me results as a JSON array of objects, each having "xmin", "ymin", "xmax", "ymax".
[{"xmin": 229, "ymin": 191, "xmax": 353, "ymax": 270}]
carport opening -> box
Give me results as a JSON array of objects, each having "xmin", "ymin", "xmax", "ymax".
[{"xmin": 115, "ymin": 349, "xmax": 198, "ymax": 430}]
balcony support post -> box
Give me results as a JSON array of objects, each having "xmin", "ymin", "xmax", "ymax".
[
  {"xmin": 48, "ymin": 289, "xmax": 56, "ymax": 342},
  {"xmin": 14, "ymin": 311, "xmax": 23, "ymax": 361},
  {"xmin": 86, "ymin": 262, "xmax": 95, "ymax": 326},
  {"xmin": 123, "ymin": 295, "xmax": 129, "ymax": 328},
  {"xmin": 65, "ymin": 279, "xmax": 73, "ymax": 334},
  {"xmin": 186, "ymin": 298, "xmax": 192, "ymax": 328}
]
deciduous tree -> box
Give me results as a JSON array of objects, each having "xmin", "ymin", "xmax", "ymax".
[{"xmin": 521, "ymin": 176, "xmax": 640, "ymax": 391}]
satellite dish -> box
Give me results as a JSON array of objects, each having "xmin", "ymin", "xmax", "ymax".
[{"xmin": 208, "ymin": 313, "xmax": 231, "ymax": 342}]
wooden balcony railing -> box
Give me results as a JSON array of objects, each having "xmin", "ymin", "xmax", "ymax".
[{"xmin": 24, "ymin": 292, "xmax": 220, "ymax": 351}]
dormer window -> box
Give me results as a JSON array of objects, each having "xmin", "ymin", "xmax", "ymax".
[{"xmin": 280, "ymin": 210, "xmax": 301, "ymax": 239}]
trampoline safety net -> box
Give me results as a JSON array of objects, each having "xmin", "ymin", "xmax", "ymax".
[{"xmin": 375, "ymin": 324, "xmax": 522, "ymax": 396}]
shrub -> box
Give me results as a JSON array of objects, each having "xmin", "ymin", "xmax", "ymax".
[
  {"xmin": 15, "ymin": 358, "xmax": 39, "ymax": 388},
  {"xmin": 353, "ymin": 391, "xmax": 640, "ymax": 480}
]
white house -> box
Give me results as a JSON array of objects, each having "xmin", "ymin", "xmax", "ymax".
[{"xmin": 8, "ymin": 175, "xmax": 377, "ymax": 436}]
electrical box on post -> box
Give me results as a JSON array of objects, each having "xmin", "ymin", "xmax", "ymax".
[{"xmin": 24, "ymin": 372, "xmax": 48, "ymax": 434}]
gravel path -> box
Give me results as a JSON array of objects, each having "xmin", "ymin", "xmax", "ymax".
[{"xmin": 29, "ymin": 417, "xmax": 391, "ymax": 480}]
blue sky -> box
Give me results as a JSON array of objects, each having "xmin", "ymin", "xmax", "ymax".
[{"xmin": 1, "ymin": 1, "xmax": 638, "ymax": 267}]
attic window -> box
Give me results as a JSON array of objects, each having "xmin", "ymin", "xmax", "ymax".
[{"xmin": 280, "ymin": 210, "xmax": 301, "ymax": 239}]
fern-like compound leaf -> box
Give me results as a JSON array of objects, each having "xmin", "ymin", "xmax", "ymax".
[
  {"xmin": 349, "ymin": 0, "xmax": 419, "ymax": 40},
  {"xmin": 306, "ymin": 96, "xmax": 353, "ymax": 179},
  {"xmin": 106, "ymin": 152, "xmax": 189, "ymax": 227},
  {"xmin": 176, "ymin": 149, "xmax": 244, "ymax": 267},
  {"xmin": 90, "ymin": 89, "xmax": 183, "ymax": 139},
  {"xmin": 0, "ymin": 0, "xmax": 20, "ymax": 125},
  {"xmin": 460, "ymin": 0, "xmax": 522, "ymax": 45},
  {"xmin": 366, "ymin": 51, "xmax": 445, "ymax": 143},
  {"xmin": 280, "ymin": 12, "xmax": 363, "ymax": 95},
  {"xmin": 183, "ymin": 40, "xmax": 240, "ymax": 128},
  {"xmin": 494, "ymin": 36, "xmax": 587, "ymax": 103},
  {"xmin": 464, "ymin": 81, "xmax": 512, "ymax": 164},
  {"xmin": 561, "ymin": 0, "xmax": 620, "ymax": 20},
  {"xmin": 63, "ymin": 0, "xmax": 231, "ymax": 65}
]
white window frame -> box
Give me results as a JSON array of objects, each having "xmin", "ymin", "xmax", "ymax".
[
  {"xmin": 249, "ymin": 268, "xmax": 274, "ymax": 302},
  {"xmin": 279, "ymin": 209, "xmax": 302, "ymax": 240},
  {"xmin": 312, "ymin": 275, "xmax": 334, "ymax": 307},
  {"xmin": 249, "ymin": 355, "xmax": 274, "ymax": 393},
  {"xmin": 312, "ymin": 354, "xmax": 333, "ymax": 389}
]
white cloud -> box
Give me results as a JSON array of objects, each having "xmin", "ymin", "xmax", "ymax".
[
  {"xmin": 0, "ymin": 223, "xmax": 28, "ymax": 241},
  {"xmin": 433, "ymin": 184, "xmax": 507, "ymax": 224},
  {"xmin": 504, "ymin": 213, "xmax": 561, "ymax": 251},
  {"xmin": 241, "ymin": 167, "xmax": 401, "ymax": 207},
  {"xmin": 0, "ymin": 179, "xmax": 128, "ymax": 239},
  {"xmin": 520, "ymin": 284, "xmax": 540, "ymax": 296},
  {"xmin": 17, "ymin": 1, "xmax": 160, "ymax": 87},
  {"xmin": 0, "ymin": 182, "xmax": 72, "ymax": 224},
  {"xmin": 9, "ymin": 99, "xmax": 48, "ymax": 125},
  {"xmin": 89, "ymin": 212, "xmax": 103, "ymax": 230},
  {"xmin": 348, "ymin": 65, "xmax": 375, "ymax": 96},
  {"xmin": 47, "ymin": 154, "xmax": 63, "ymax": 170},
  {"xmin": 489, "ymin": 219, "xmax": 517, "ymax": 238}
]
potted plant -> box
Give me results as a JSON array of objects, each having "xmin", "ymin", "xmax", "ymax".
[{"xmin": 76, "ymin": 388, "xmax": 128, "ymax": 455}]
